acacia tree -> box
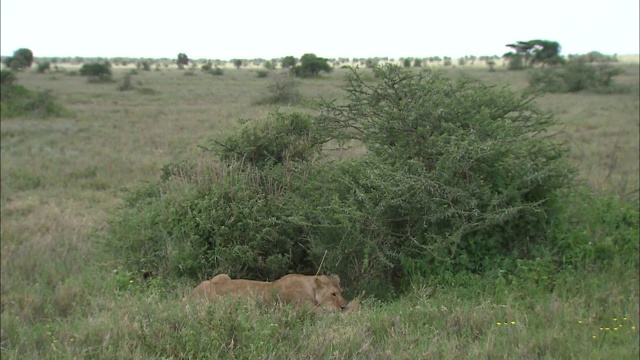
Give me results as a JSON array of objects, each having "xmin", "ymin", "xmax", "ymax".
[
  {"xmin": 177, "ymin": 53, "xmax": 189, "ymax": 69},
  {"xmin": 79, "ymin": 61, "xmax": 112, "ymax": 82},
  {"xmin": 291, "ymin": 53, "xmax": 332, "ymax": 77},
  {"xmin": 281, "ymin": 56, "xmax": 297, "ymax": 68},
  {"xmin": 504, "ymin": 40, "xmax": 564, "ymax": 68},
  {"xmin": 3, "ymin": 48, "xmax": 34, "ymax": 70}
]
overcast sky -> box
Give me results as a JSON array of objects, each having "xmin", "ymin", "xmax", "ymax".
[{"xmin": 1, "ymin": 0, "xmax": 638, "ymax": 60}]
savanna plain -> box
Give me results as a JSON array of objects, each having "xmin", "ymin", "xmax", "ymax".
[{"xmin": 1, "ymin": 61, "xmax": 639, "ymax": 359}]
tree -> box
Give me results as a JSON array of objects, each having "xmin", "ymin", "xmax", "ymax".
[
  {"xmin": 291, "ymin": 53, "xmax": 332, "ymax": 78},
  {"xmin": 232, "ymin": 59, "xmax": 244, "ymax": 69},
  {"xmin": 177, "ymin": 53, "xmax": 189, "ymax": 69},
  {"xmin": 36, "ymin": 62, "xmax": 51, "ymax": 74},
  {"xmin": 3, "ymin": 48, "xmax": 34, "ymax": 70},
  {"xmin": 79, "ymin": 62, "xmax": 112, "ymax": 82},
  {"xmin": 365, "ymin": 58, "xmax": 379, "ymax": 68},
  {"xmin": 504, "ymin": 40, "xmax": 564, "ymax": 68}
]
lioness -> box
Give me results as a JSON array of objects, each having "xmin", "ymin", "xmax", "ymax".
[{"xmin": 188, "ymin": 273, "xmax": 348, "ymax": 311}]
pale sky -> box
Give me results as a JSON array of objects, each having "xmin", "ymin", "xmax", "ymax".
[{"xmin": 1, "ymin": 0, "xmax": 638, "ymax": 60}]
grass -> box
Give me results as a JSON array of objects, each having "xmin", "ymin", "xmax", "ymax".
[{"xmin": 1, "ymin": 63, "xmax": 639, "ymax": 359}]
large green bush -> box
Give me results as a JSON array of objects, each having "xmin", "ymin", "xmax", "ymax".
[
  {"xmin": 110, "ymin": 65, "xmax": 637, "ymax": 298},
  {"xmin": 311, "ymin": 65, "xmax": 575, "ymax": 284}
]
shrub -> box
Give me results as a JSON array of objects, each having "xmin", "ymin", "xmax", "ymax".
[
  {"xmin": 314, "ymin": 65, "xmax": 576, "ymax": 284},
  {"xmin": 255, "ymin": 73, "xmax": 301, "ymax": 105},
  {"xmin": 529, "ymin": 68, "xmax": 567, "ymax": 93},
  {"xmin": 36, "ymin": 62, "xmax": 51, "ymax": 74},
  {"xmin": 256, "ymin": 70, "xmax": 269, "ymax": 78},
  {"xmin": 110, "ymin": 161, "xmax": 315, "ymax": 280},
  {"xmin": 210, "ymin": 67, "xmax": 224, "ymax": 76},
  {"xmin": 138, "ymin": 61, "xmax": 151, "ymax": 71},
  {"xmin": 111, "ymin": 65, "xmax": 581, "ymax": 298},
  {"xmin": 529, "ymin": 60, "xmax": 623, "ymax": 93},
  {"xmin": 507, "ymin": 54, "xmax": 525, "ymax": 70},
  {"xmin": 201, "ymin": 61, "xmax": 213, "ymax": 72},
  {"xmin": 548, "ymin": 188, "xmax": 639, "ymax": 269},
  {"xmin": 1, "ymin": 81, "xmax": 68, "ymax": 118},
  {"xmin": 208, "ymin": 111, "xmax": 322, "ymax": 167},
  {"xmin": 365, "ymin": 58, "xmax": 379, "ymax": 68},
  {"xmin": 118, "ymin": 73, "xmax": 135, "ymax": 91},
  {"xmin": 1, "ymin": 69, "xmax": 68, "ymax": 117},
  {"xmin": 79, "ymin": 62, "xmax": 112, "ymax": 82},
  {"xmin": 1, "ymin": 69, "xmax": 17, "ymax": 86},
  {"xmin": 232, "ymin": 59, "xmax": 244, "ymax": 69}
]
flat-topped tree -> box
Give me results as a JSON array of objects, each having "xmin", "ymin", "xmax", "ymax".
[
  {"xmin": 504, "ymin": 40, "xmax": 565, "ymax": 69},
  {"xmin": 291, "ymin": 53, "xmax": 332, "ymax": 78}
]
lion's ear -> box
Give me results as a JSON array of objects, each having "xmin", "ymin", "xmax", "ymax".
[
  {"xmin": 314, "ymin": 277, "xmax": 324, "ymax": 289},
  {"xmin": 331, "ymin": 274, "xmax": 340, "ymax": 285}
]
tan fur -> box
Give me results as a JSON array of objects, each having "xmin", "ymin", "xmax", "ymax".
[{"xmin": 188, "ymin": 273, "xmax": 348, "ymax": 311}]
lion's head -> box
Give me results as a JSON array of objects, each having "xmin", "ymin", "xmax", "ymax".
[{"xmin": 312, "ymin": 275, "xmax": 348, "ymax": 310}]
